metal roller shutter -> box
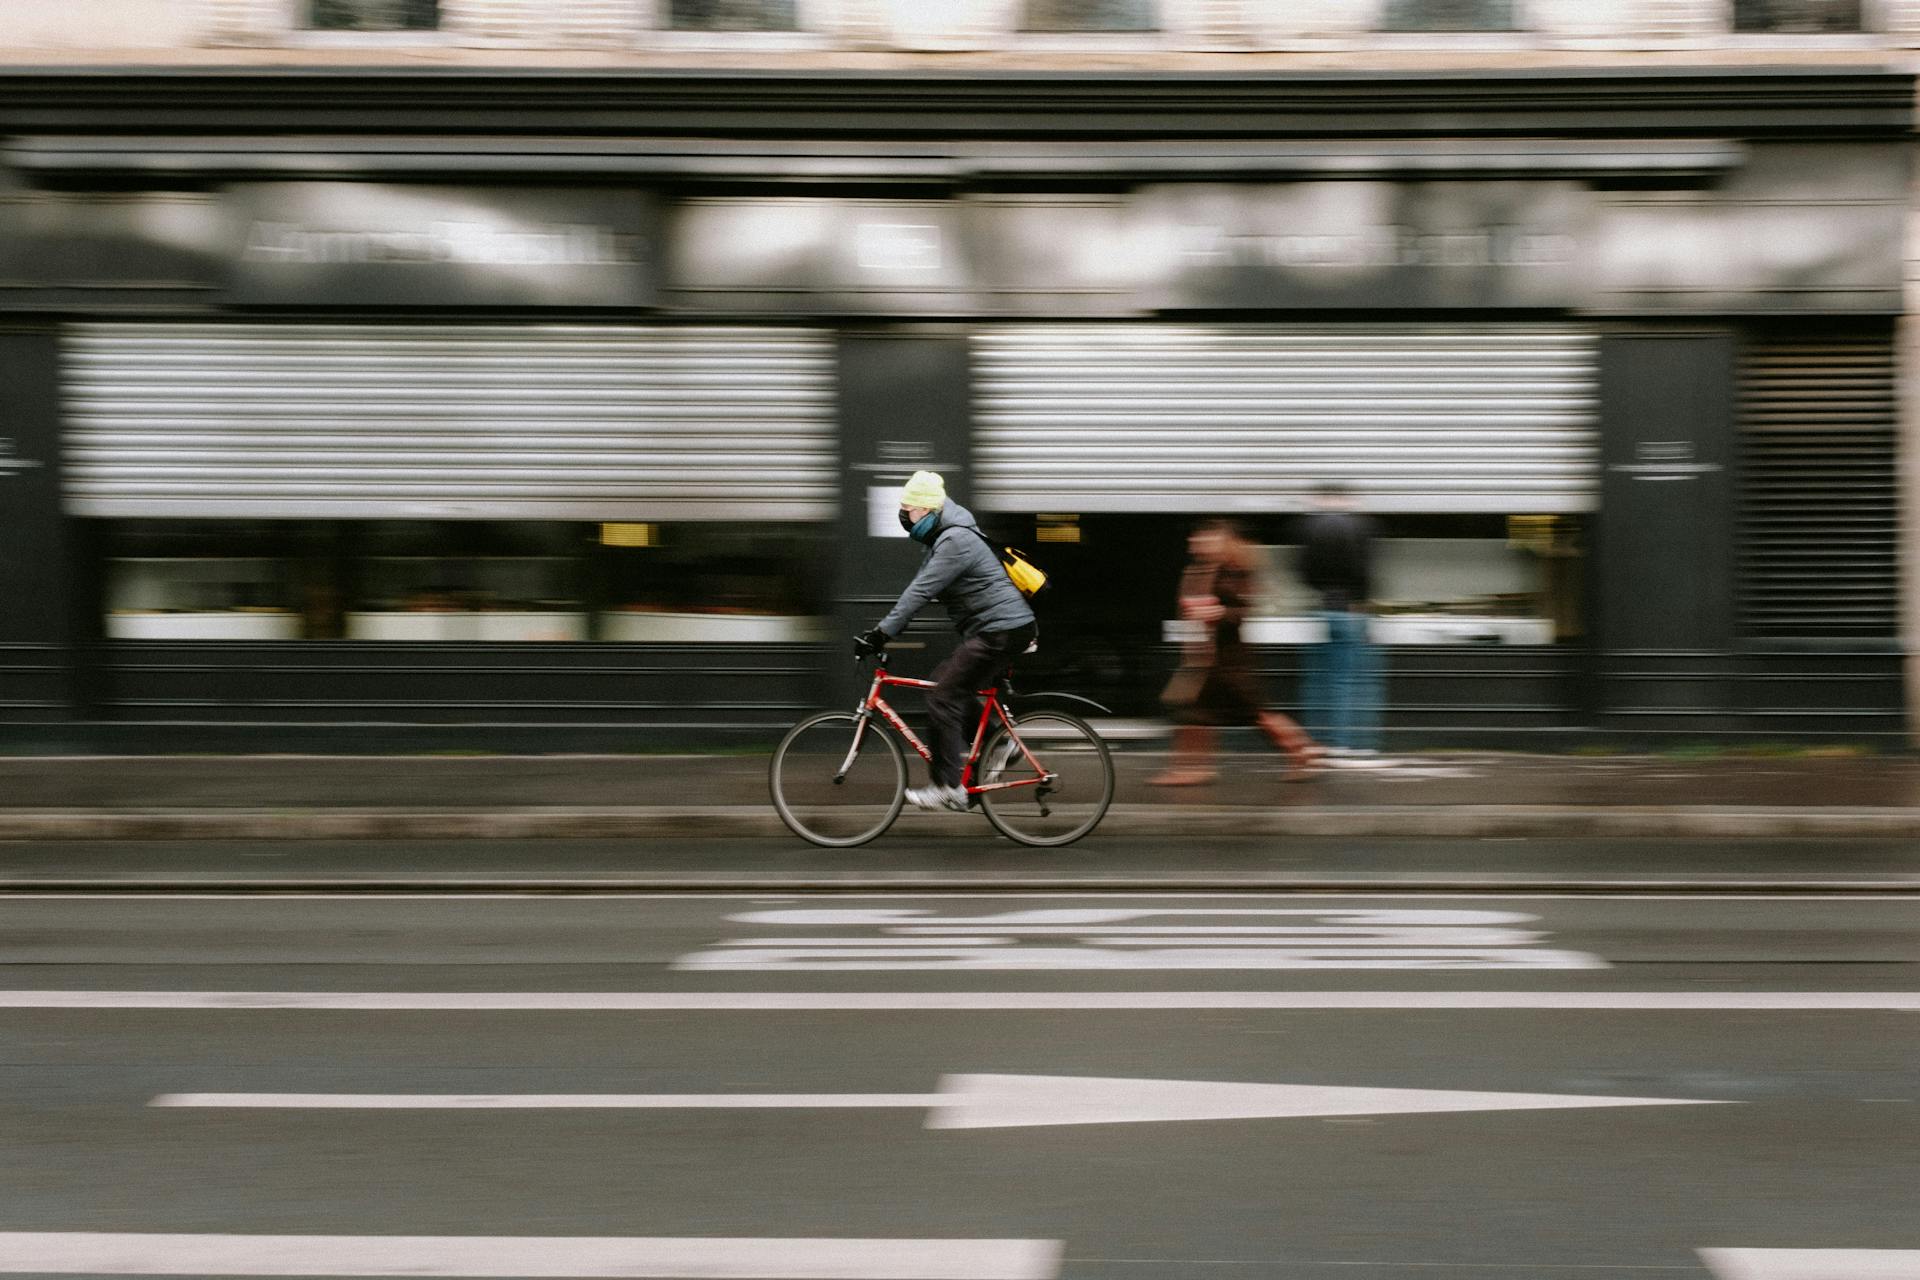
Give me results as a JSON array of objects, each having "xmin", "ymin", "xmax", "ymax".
[
  {"xmin": 61, "ymin": 323, "xmax": 837, "ymax": 521},
  {"xmin": 974, "ymin": 325, "xmax": 1598, "ymax": 513},
  {"xmin": 1737, "ymin": 329, "xmax": 1899, "ymax": 639}
]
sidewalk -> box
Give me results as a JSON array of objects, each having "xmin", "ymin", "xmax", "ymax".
[{"xmin": 4, "ymin": 749, "xmax": 1920, "ymax": 842}]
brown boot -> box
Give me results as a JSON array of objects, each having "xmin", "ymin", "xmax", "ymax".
[
  {"xmin": 1151, "ymin": 725, "xmax": 1219, "ymax": 786},
  {"xmin": 1258, "ymin": 712, "xmax": 1324, "ymax": 778}
]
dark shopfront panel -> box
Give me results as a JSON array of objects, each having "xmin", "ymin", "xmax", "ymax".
[
  {"xmin": 1588, "ymin": 323, "xmax": 1904, "ymax": 743},
  {"xmin": 49, "ymin": 321, "xmax": 840, "ymax": 749},
  {"xmin": 0, "ymin": 327, "xmax": 76, "ymax": 731}
]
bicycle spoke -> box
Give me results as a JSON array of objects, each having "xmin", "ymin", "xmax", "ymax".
[
  {"xmin": 977, "ymin": 710, "xmax": 1113, "ymax": 847},
  {"xmin": 770, "ymin": 712, "xmax": 905, "ymax": 847}
]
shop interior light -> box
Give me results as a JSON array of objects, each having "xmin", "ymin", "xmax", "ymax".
[
  {"xmin": 1507, "ymin": 514, "xmax": 1561, "ymax": 553},
  {"xmin": 601, "ymin": 522, "xmax": 661, "ymax": 548},
  {"xmin": 1035, "ymin": 513, "xmax": 1081, "ymax": 544}
]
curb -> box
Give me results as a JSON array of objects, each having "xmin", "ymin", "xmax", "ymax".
[{"xmin": 3, "ymin": 804, "xmax": 1920, "ymax": 841}]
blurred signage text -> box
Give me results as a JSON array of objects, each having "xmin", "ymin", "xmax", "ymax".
[
  {"xmin": 854, "ymin": 223, "xmax": 944, "ymax": 272},
  {"xmin": 243, "ymin": 220, "xmax": 643, "ymax": 268},
  {"xmin": 227, "ymin": 184, "xmax": 655, "ymax": 307},
  {"xmin": 1141, "ymin": 182, "xmax": 1593, "ymax": 310},
  {"xmin": 1175, "ymin": 223, "xmax": 1576, "ymax": 271},
  {"xmin": 667, "ymin": 197, "xmax": 969, "ymax": 312}
]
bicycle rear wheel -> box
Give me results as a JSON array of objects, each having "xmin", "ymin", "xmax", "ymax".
[
  {"xmin": 977, "ymin": 709, "xmax": 1113, "ymax": 847},
  {"xmin": 770, "ymin": 711, "xmax": 906, "ymax": 847}
]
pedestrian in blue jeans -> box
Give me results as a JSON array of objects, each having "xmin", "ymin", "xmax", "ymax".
[{"xmin": 1297, "ymin": 484, "xmax": 1383, "ymax": 757}]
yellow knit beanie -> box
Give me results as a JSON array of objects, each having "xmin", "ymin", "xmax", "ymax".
[{"xmin": 900, "ymin": 470, "xmax": 947, "ymax": 510}]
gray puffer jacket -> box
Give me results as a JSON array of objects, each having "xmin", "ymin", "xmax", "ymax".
[{"xmin": 879, "ymin": 501, "xmax": 1036, "ymax": 640}]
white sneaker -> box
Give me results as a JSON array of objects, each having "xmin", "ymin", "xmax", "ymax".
[{"xmin": 905, "ymin": 784, "xmax": 971, "ymax": 813}]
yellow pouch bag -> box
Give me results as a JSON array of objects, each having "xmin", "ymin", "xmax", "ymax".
[
  {"xmin": 954, "ymin": 527, "xmax": 1050, "ymax": 601},
  {"xmin": 999, "ymin": 545, "xmax": 1050, "ymax": 600}
]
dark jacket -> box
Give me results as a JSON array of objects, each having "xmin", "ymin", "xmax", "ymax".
[
  {"xmin": 879, "ymin": 500, "xmax": 1037, "ymax": 639},
  {"xmin": 1298, "ymin": 510, "xmax": 1376, "ymax": 612}
]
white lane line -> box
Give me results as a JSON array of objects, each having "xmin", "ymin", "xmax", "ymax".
[
  {"xmin": 0, "ymin": 1233, "xmax": 1060, "ymax": 1279},
  {"xmin": 4, "ymin": 892, "xmax": 1916, "ymax": 901},
  {"xmin": 153, "ymin": 1093, "xmax": 944, "ymax": 1110},
  {"xmin": 1701, "ymin": 1248, "xmax": 1920, "ymax": 1279},
  {"xmin": 1, "ymin": 991, "xmax": 1917, "ymax": 1011},
  {"xmin": 151, "ymin": 1076, "xmax": 1735, "ymax": 1129}
]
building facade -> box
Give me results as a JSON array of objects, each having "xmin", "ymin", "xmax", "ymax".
[{"xmin": 0, "ymin": 0, "xmax": 1913, "ymax": 748}]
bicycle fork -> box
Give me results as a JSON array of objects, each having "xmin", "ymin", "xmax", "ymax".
[{"xmin": 832, "ymin": 711, "xmax": 873, "ymax": 785}]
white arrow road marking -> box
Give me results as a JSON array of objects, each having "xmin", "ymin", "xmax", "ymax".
[
  {"xmin": 0, "ymin": 1233, "xmax": 1061, "ymax": 1279},
  {"xmin": 925, "ymin": 1074, "xmax": 1736, "ymax": 1129},
  {"xmin": 6, "ymin": 991, "xmax": 1918, "ymax": 1010},
  {"xmin": 1702, "ymin": 1249, "xmax": 1920, "ymax": 1280},
  {"xmin": 152, "ymin": 1074, "xmax": 1735, "ymax": 1130}
]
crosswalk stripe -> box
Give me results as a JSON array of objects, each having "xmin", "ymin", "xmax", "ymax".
[
  {"xmin": 1701, "ymin": 1248, "xmax": 1920, "ymax": 1279},
  {"xmin": 0, "ymin": 1233, "xmax": 1062, "ymax": 1279}
]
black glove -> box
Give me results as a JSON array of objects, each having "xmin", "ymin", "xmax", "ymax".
[{"xmin": 853, "ymin": 628, "xmax": 890, "ymax": 658}]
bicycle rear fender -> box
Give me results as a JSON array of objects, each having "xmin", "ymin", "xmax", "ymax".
[{"xmin": 1013, "ymin": 691, "xmax": 1115, "ymax": 716}]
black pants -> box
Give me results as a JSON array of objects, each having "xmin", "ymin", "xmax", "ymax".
[{"xmin": 924, "ymin": 624, "xmax": 1036, "ymax": 788}]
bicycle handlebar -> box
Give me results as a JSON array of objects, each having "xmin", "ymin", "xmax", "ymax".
[{"xmin": 851, "ymin": 638, "xmax": 924, "ymax": 665}]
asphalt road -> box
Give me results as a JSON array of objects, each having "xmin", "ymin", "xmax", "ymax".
[
  {"xmin": 1, "ymin": 891, "xmax": 1916, "ymax": 1280},
  {"xmin": 1, "ymin": 836, "xmax": 1917, "ymax": 889}
]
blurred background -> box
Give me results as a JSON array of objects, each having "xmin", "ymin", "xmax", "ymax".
[{"xmin": 0, "ymin": 0, "xmax": 1911, "ymax": 751}]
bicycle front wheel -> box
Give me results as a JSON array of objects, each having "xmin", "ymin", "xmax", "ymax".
[
  {"xmin": 770, "ymin": 711, "xmax": 906, "ymax": 847},
  {"xmin": 977, "ymin": 710, "xmax": 1114, "ymax": 847}
]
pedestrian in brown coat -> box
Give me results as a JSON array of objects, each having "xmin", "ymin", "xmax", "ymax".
[{"xmin": 1153, "ymin": 520, "xmax": 1322, "ymax": 786}]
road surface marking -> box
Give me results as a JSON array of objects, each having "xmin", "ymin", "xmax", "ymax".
[
  {"xmin": 723, "ymin": 909, "xmax": 1544, "ymax": 924},
  {"xmin": 155, "ymin": 1092, "xmax": 944, "ymax": 1110},
  {"xmin": 0, "ymin": 1234, "xmax": 1060, "ymax": 1278},
  {"xmin": 679, "ymin": 907, "xmax": 1605, "ymax": 970},
  {"xmin": 8, "ymin": 892, "xmax": 1913, "ymax": 902},
  {"xmin": 152, "ymin": 1074, "xmax": 1734, "ymax": 1129},
  {"xmin": 1702, "ymin": 1249, "xmax": 1920, "ymax": 1279},
  {"xmin": 4, "ymin": 991, "xmax": 1917, "ymax": 1010}
]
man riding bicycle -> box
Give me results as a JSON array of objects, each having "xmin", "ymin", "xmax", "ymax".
[{"xmin": 855, "ymin": 470, "xmax": 1036, "ymax": 813}]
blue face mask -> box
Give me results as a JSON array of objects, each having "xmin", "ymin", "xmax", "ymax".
[{"xmin": 900, "ymin": 509, "xmax": 940, "ymax": 543}]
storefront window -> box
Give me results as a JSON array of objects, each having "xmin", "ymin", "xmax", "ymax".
[
  {"xmin": 307, "ymin": 0, "xmax": 439, "ymax": 30},
  {"xmin": 598, "ymin": 523, "xmax": 828, "ymax": 643},
  {"xmin": 1378, "ymin": 0, "xmax": 1519, "ymax": 31},
  {"xmin": 101, "ymin": 522, "xmax": 828, "ymax": 644},
  {"xmin": 1022, "ymin": 0, "xmax": 1158, "ymax": 32},
  {"xmin": 1246, "ymin": 515, "xmax": 1583, "ymax": 646},
  {"xmin": 350, "ymin": 522, "xmax": 588, "ymax": 642},
  {"xmin": 1003, "ymin": 512, "xmax": 1584, "ymax": 718},
  {"xmin": 104, "ymin": 522, "xmax": 305, "ymax": 642},
  {"xmin": 1733, "ymin": 0, "xmax": 1862, "ymax": 31},
  {"xmin": 667, "ymin": 0, "xmax": 800, "ymax": 30},
  {"xmin": 1121, "ymin": 514, "xmax": 1582, "ymax": 644}
]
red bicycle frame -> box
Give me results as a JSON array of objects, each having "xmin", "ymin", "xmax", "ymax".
[{"xmin": 842, "ymin": 656, "xmax": 1053, "ymax": 795}]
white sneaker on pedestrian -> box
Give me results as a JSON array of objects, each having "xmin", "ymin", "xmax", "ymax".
[{"xmin": 905, "ymin": 784, "xmax": 970, "ymax": 812}]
